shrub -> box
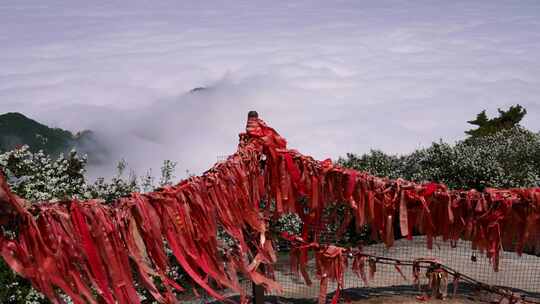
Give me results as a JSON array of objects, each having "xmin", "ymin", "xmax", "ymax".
[{"xmin": 339, "ymin": 126, "xmax": 540, "ymax": 190}]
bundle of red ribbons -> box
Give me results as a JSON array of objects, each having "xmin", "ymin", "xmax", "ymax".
[{"xmin": 0, "ymin": 114, "xmax": 539, "ymax": 303}]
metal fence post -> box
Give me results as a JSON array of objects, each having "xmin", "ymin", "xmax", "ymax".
[
  {"xmin": 252, "ymin": 281, "xmax": 265, "ymax": 304},
  {"xmin": 248, "ymin": 109, "xmax": 265, "ymax": 304},
  {"xmin": 252, "ymin": 263, "xmax": 265, "ymax": 304}
]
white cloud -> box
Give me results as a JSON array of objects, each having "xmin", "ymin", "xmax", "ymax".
[{"xmin": 1, "ymin": 0, "xmax": 540, "ymax": 179}]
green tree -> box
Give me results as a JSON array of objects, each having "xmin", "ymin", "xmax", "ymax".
[{"xmin": 465, "ymin": 104, "xmax": 527, "ymax": 139}]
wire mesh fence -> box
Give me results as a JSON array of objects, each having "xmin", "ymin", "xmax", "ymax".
[
  {"xmin": 265, "ymin": 235, "xmax": 540, "ymax": 302},
  {"xmin": 178, "ymin": 225, "xmax": 540, "ymax": 304}
]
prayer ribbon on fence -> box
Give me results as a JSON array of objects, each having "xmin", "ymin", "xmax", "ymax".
[{"xmin": 0, "ymin": 112, "xmax": 539, "ymax": 303}]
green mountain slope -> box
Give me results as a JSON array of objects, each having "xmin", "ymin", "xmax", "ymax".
[{"xmin": 0, "ymin": 112, "xmax": 80, "ymax": 155}]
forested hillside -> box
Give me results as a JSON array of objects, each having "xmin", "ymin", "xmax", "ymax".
[{"xmin": 0, "ymin": 112, "xmax": 86, "ymax": 155}]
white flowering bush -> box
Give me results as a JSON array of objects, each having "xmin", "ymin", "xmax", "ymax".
[
  {"xmin": 339, "ymin": 126, "xmax": 540, "ymax": 190},
  {"xmin": 0, "ymin": 146, "xmax": 88, "ymax": 202},
  {"xmin": 87, "ymin": 159, "xmax": 139, "ymax": 202},
  {"xmin": 159, "ymin": 160, "xmax": 177, "ymax": 187},
  {"xmin": 0, "ymin": 146, "xmax": 179, "ymax": 303},
  {"xmin": 217, "ymin": 226, "xmax": 239, "ymax": 255},
  {"xmin": 258, "ymin": 200, "xmax": 303, "ymax": 236},
  {"xmin": 274, "ymin": 213, "xmax": 303, "ymax": 236},
  {"xmin": 339, "ymin": 150, "xmax": 402, "ymax": 179}
]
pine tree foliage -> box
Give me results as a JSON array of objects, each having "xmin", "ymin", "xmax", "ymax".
[{"xmin": 465, "ymin": 104, "xmax": 527, "ymax": 139}]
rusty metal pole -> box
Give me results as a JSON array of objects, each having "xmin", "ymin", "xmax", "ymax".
[
  {"xmin": 247, "ymin": 110, "xmax": 265, "ymax": 304},
  {"xmin": 252, "ymin": 273, "xmax": 265, "ymax": 304}
]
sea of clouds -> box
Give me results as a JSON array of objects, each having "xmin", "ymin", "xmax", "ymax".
[{"xmin": 1, "ymin": 0, "xmax": 540, "ymax": 180}]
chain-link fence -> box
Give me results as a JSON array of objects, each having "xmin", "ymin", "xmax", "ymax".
[
  {"xmin": 268, "ymin": 236, "xmax": 539, "ymax": 301},
  {"xmin": 179, "ymin": 230, "xmax": 540, "ymax": 304}
]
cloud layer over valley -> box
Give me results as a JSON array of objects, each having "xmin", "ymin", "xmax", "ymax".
[{"xmin": 2, "ymin": 0, "xmax": 540, "ymax": 179}]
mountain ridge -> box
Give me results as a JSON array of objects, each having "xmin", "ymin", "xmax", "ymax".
[{"xmin": 0, "ymin": 112, "xmax": 90, "ymax": 156}]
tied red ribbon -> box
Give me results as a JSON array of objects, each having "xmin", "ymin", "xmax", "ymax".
[{"xmin": 71, "ymin": 202, "xmax": 115, "ymax": 304}]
